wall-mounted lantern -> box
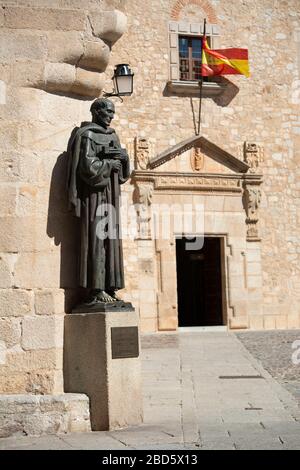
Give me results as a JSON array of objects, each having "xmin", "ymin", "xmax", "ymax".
[{"xmin": 104, "ymin": 64, "xmax": 134, "ymax": 100}]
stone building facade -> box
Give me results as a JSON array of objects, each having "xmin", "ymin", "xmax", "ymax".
[
  {"xmin": 108, "ymin": 0, "xmax": 300, "ymax": 333},
  {"xmin": 0, "ymin": 0, "xmax": 300, "ymax": 432}
]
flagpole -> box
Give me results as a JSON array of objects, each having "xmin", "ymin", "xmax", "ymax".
[{"xmin": 197, "ymin": 18, "xmax": 206, "ymax": 136}]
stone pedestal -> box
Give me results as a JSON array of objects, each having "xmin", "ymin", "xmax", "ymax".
[{"xmin": 64, "ymin": 310, "xmax": 143, "ymax": 431}]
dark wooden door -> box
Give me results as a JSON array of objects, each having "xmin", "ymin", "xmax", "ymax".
[{"xmin": 176, "ymin": 237, "xmax": 223, "ymax": 327}]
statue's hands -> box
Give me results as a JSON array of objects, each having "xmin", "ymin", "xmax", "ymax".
[
  {"xmin": 111, "ymin": 160, "xmax": 122, "ymax": 172},
  {"xmin": 117, "ymin": 148, "xmax": 129, "ymax": 160}
]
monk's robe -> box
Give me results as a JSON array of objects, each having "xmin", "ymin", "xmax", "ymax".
[{"xmin": 67, "ymin": 122, "xmax": 130, "ymax": 291}]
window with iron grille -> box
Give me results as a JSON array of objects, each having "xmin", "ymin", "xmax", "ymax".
[{"xmin": 179, "ymin": 35, "xmax": 211, "ymax": 81}]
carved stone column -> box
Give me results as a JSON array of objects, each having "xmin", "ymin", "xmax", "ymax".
[
  {"xmin": 243, "ymin": 184, "xmax": 262, "ymax": 241},
  {"xmin": 135, "ymin": 183, "xmax": 154, "ymax": 240},
  {"xmin": 133, "ymin": 138, "xmax": 154, "ymax": 240},
  {"xmin": 243, "ymin": 142, "xmax": 263, "ymax": 242}
]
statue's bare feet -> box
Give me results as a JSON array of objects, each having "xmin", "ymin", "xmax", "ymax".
[
  {"xmin": 96, "ymin": 290, "xmax": 116, "ymax": 303},
  {"xmin": 107, "ymin": 290, "xmax": 122, "ymax": 302},
  {"xmin": 84, "ymin": 296, "xmax": 98, "ymax": 306}
]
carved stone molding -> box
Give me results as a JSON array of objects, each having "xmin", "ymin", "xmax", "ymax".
[
  {"xmin": 244, "ymin": 142, "xmax": 264, "ymax": 174},
  {"xmin": 155, "ymin": 175, "xmax": 241, "ymax": 191},
  {"xmin": 132, "ymin": 171, "xmax": 243, "ymax": 193},
  {"xmin": 150, "ymin": 135, "xmax": 249, "ymax": 173},
  {"xmin": 243, "ymin": 182, "xmax": 262, "ymax": 241}
]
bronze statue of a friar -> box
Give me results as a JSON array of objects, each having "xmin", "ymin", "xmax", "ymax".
[{"xmin": 67, "ymin": 98, "xmax": 132, "ymax": 311}]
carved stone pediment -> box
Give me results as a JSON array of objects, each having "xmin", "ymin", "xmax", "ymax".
[
  {"xmin": 132, "ymin": 136, "xmax": 262, "ymax": 196},
  {"xmin": 131, "ymin": 136, "xmax": 263, "ymax": 242},
  {"xmin": 148, "ymin": 135, "xmax": 250, "ymax": 174}
]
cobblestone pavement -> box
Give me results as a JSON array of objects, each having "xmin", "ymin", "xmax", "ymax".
[
  {"xmin": 0, "ymin": 332, "xmax": 300, "ymax": 450},
  {"xmin": 236, "ymin": 330, "xmax": 300, "ymax": 404}
]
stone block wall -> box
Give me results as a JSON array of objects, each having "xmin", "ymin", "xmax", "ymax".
[
  {"xmin": 0, "ymin": 393, "xmax": 91, "ymax": 438},
  {"xmin": 0, "ymin": 1, "xmax": 127, "ymax": 394}
]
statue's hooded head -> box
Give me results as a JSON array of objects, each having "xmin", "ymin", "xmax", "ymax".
[{"xmin": 90, "ymin": 98, "xmax": 115, "ymax": 129}]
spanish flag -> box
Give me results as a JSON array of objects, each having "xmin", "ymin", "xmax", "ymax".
[{"xmin": 202, "ymin": 37, "xmax": 250, "ymax": 77}]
